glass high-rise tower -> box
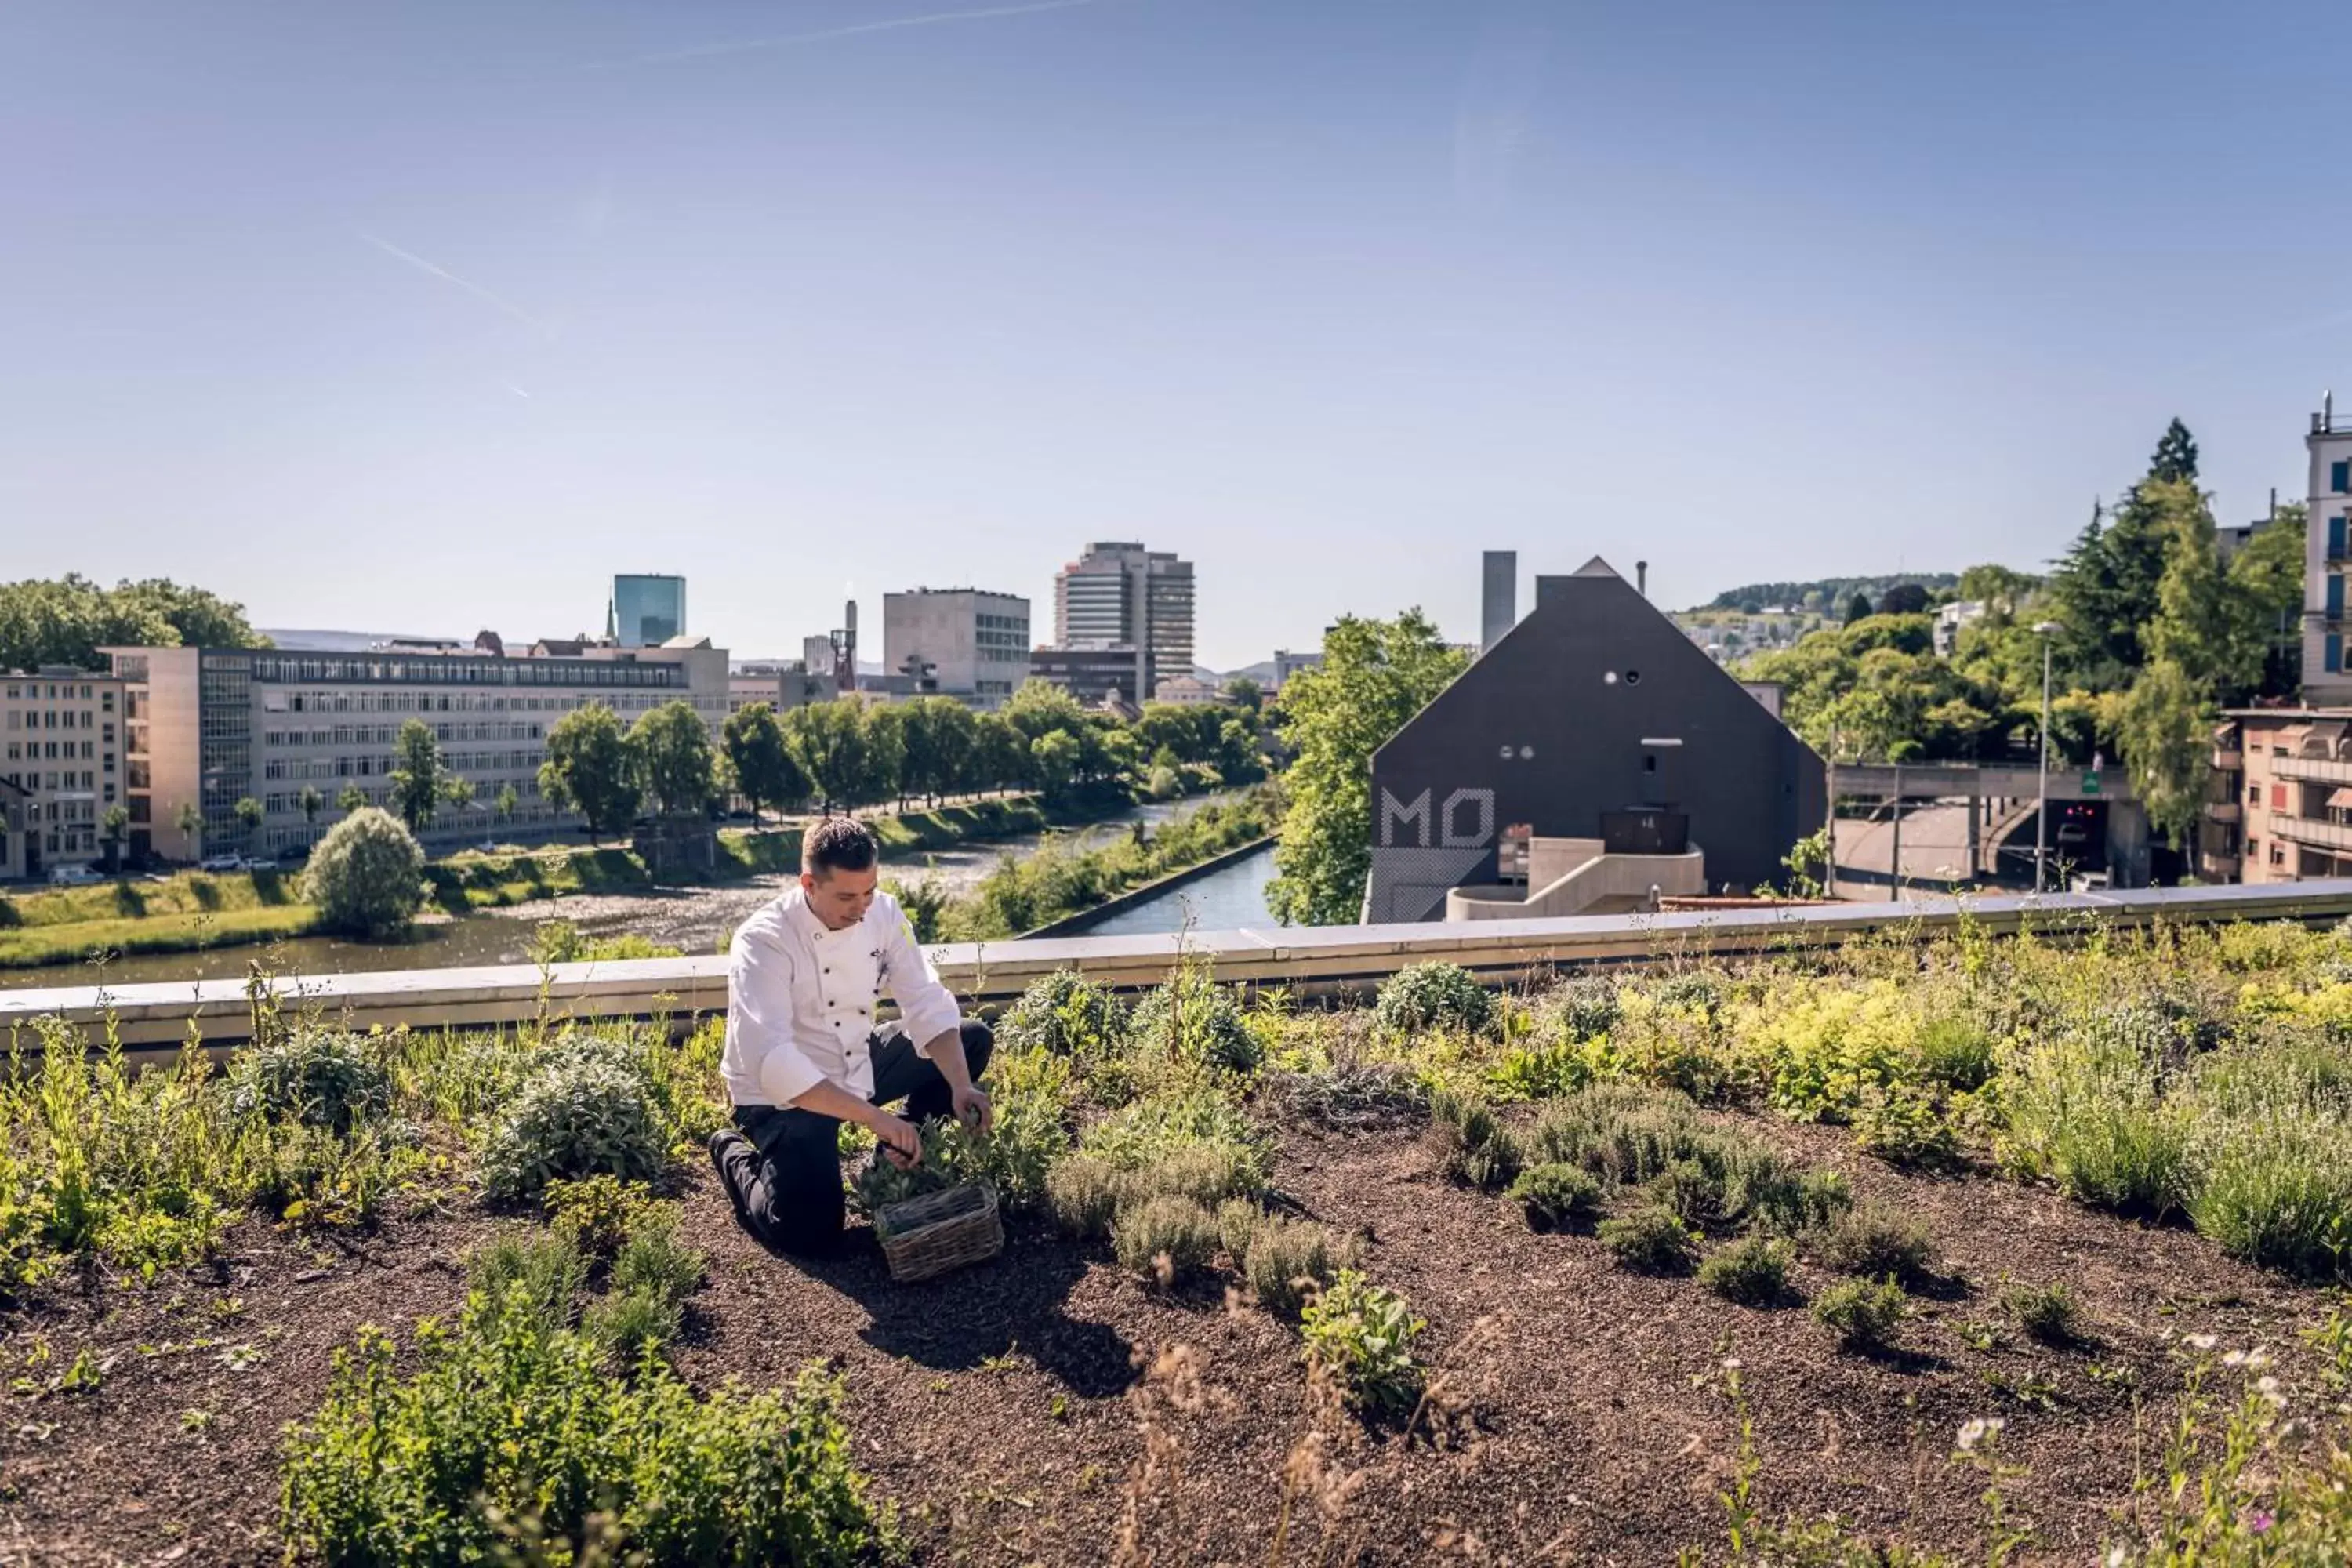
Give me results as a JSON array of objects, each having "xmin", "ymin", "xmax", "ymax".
[{"xmin": 612, "ymin": 575, "xmax": 687, "ymax": 647}]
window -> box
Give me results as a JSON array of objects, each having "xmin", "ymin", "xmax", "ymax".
[
  {"xmin": 2250, "ymin": 782, "xmax": 2261, "ymax": 804},
  {"xmin": 2334, "ymin": 459, "xmax": 2350, "ymax": 493},
  {"xmin": 2273, "ymin": 843, "xmax": 2288, "ymax": 867},
  {"xmin": 2274, "ymin": 783, "xmax": 2289, "ymax": 811},
  {"xmin": 2330, "ymin": 633, "xmax": 2346, "ymax": 674}
]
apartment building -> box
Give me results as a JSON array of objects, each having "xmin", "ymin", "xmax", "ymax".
[
  {"xmin": 1029, "ymin": 644, "xmax": 1146, "ymax": 714},
  {"xmin": 2305, "ymin": 401, "xmax": 2352, "ymax": 700},
  {"xmin": 1045, "ymin": 542, "xmax": 1194, "ymax": 700},
  {"xmin": 2199, "ymin": 713, "xmax": 2352, "ymax": 883},
  {"xmin": 881, "ymin": 588, "xmax": 1031, "ymax": 708},
  {"xmin": 0, "ymin": 668, "xmax": 128, "ymax": 877},
  {"xmin": 107, "ymin": 636, "xmax": 729, "ymax": 862},
  {"xmin": 0, "ymin": 778, "xmax": 29, "ymax": 882}
]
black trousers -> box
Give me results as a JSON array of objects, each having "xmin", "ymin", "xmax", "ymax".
[{"xmin": 719, "ymin": 1018, "xmax": 993, "ymax": 1256}]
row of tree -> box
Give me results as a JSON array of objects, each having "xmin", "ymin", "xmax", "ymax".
[
  {"xmin": 317, "ymin": 681, "xmax": 1272, "ymax": 844},
  {"xmin": 1740, "ymin": 419, "xmax": 2307, "ymax": 844}
]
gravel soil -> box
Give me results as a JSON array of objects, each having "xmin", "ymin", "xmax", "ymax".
[{"xmin": 0, "ymin": 1111, "xmax": 2329, "ymax": 1566}]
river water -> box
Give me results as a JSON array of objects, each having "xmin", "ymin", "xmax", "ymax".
[
  {"xmin": 3, "ymin": 796, "xmax": 1254, "ymax": 991},
  {"xmin": 1083, "ymin": 844, "xmax": 1280, "ymax": 936}
]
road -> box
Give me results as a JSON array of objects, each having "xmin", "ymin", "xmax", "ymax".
[{"xmin": 1831, "ymin": 803, "xmax": 1984, "ymax": 898}]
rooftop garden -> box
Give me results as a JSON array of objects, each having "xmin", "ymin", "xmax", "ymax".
[{"xmin": 9, "ymin": 916, "xmax": 2352, "ymax": 1562}]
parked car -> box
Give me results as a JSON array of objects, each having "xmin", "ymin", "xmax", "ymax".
[
  {"xmin": 47, "ymin": 863, "xmax": 102, "ymax": 887},
  {"xmin": 198, "ymin": 854, "xmax": 243, "ymax": 873}
]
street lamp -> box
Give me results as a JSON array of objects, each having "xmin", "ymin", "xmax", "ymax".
[{"xmin": 2032, "ymin": 621, "xmax": 2065, "ymax": 894}]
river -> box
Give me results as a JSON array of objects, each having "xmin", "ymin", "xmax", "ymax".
[
  {"xmin": 3, "ymin": 796, "xmax": 1250, "ymax": 990},
  {"xmin": 1082, "ymin": 844, "xmax": 1280, "ymax": 936}
]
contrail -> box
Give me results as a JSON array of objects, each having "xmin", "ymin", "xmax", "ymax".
[
  {"xmin": 601, "ymin": 0, "xmax": 1097, "ymax": 68},
  {"xmin": 354, "ymin": 230, "xmax": 554, "ymax": 337}
]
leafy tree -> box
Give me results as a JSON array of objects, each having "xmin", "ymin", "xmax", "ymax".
[
  {"xmin": 495, "ymin": 782, "xmax": 519, "ymax": 826},
  {"xmin": 301, "ymin": 807, "xmax": 426, "ymax": 937},
  {"xmin": 721, "ymin": 702, "xmax": 803, "ymax": 826},
  {"xmin": 174, "ymin": 799, "xmax": 204, "ymax": 860},
  {"xmin": 894, "ymin": 697, "xmax": 973, "ymax": 805},
  {"xmin": 1267, "ymin": 610, "xmax": 1467, "ymax": 926},
  {"xmin": 1955, "ymin": 564, "xmax": 2039, "ymax": 623},
  {"xmin": 782, "ymin": 699, "xmax": 875, "ymax": 815},
  {"xmin": 1002, "ymin": 679, "xmax": 1091, "ymax": 742},
  {"xmin": 387, "ymin": 720, "xmax": 448, "ymax": 832},
  {"xmin": 234, "ymin": 796, "xmax": 264, "ymax": 844},
  {"xmin": 1030, "ymin": 728, "xmax": 1080, "ymax": 799},
  {"xmin": 2143, "ymin": 480, "xmax": 2242, "ymax": 691},
  {"xmin": 1224, "ymin": 676, "xmax": 1264, "ymax": 713},
  {"xmin": 1842, "ymin": 593, "xmax": 1873, "ymax": 626},
  {"xmin": 2230, "ymin": 502, "xmax": 2307, "ymax": 700},
  {"xmin": 968, "ymin": 713, "xmax": 1029, "ymax": 796},
  {"xmin": 0, "ymin": 575, "xmax": 270, "ymax": 673},
  {"xmin": 2149, "ymin": 417, "xmax": 2199, "ymax": 484},
  {"xmin": 1877, "ymin": 583, "xmax": 1931, "ymax": 617},
  {"xmin": 862, "ymin": 702, "xmax": 912, "ymax": 809},
  {"xmin": 99, "ymin": 804, "xmax": 129, "ymax": 873},
  {"xmin": 2116, "ymin": 658, "xmax": 2211, "ymax": 848},
  {"xmin": 297, "ymin": 785, "xmax": 325, "ymax": 831},
  {"xmin": 629, "ymin": 702, "xmax": 719, "ymax": 819},
  {"xmin": 539, "ymin": 705, "xmax": 641, "ymax": 841},
  {"xmin": 336, "ymin": 783, "xmax": 368, "ymax": 813}
]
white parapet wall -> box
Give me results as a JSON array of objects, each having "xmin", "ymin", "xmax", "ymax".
[{"xmin": 9, "ymin": 881, "xmax": 2352, "ymax": 1054}]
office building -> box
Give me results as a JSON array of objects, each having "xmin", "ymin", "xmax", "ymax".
[
  {"xmin": 1271, "ymin": 649, "xmax": 1323, "ymax": 691},
  {"xmin": 0, "ymin": 777, "xmax": 30, "ymax": 882},
  {"xmin": 882, "ymin": 589, "xmax": 1031, "ymax": 709},
  {"xmin": 1029, "ymin": 644, "xmax": 1145, "ymax": 714},
  {"xmin": 1048, "ymin": 543, "xmax": 1194, "ymax": 699},
  {"xmin": 1481, "ymin": 551, "xmax": 1516, "ymax": 654},
  {"xmin": 0, "ymin": 668, "xmax": 127, "ymax": 877},
  {"xmin": 106, "ymin": 636, "xmax": 729, "ymax": 862},
  {"xmin": 1364, "ymin": 557, "xmax": 1825, "ymax": 923},
  {"xmin": 728, "ymin": 662, "xmax": 837, "ymax": 716},
  {"xmin": 612, "ymin": 575, "xmax": 688, "ymax": 648}
]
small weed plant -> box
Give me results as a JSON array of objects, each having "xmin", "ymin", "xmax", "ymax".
[
  {"xmin": 2005, "ymin": 1279, "xmax": 2081, "ymax": 1347},
  {"xmin": 1374, "ymin": 962, "xmax": 1494, "ymax": 1038},
  {"xmin": 1426, "ymin": 1086, "xmax": 1523, "ymax": 1191},
  {"xmin": 1599, "ymin": 1206, "xmax": 1700, "ymax": 1275},
  {"xmin": 1504, "ymin": 1163, "xmax": 1602, "ymax": 1232},
  {"xmin": 1699, "ymin": 1236, "xmax": 1794, "ymax": 1306},
  {"xmin": 1820, "ymin": 1205, "xmax": 1935, "ymax": 1287},
  {"xmin": 1813, "ymin": 1277, "xmax": 1909, "ymax": 1352},
  {"xmin": 1300, "ymin": 1270, "xmax": 1424, "ymax": 1417},
  {"xmin": 1113, "ymin": 1194, "xmax": 1219, "ymax": 1285}
]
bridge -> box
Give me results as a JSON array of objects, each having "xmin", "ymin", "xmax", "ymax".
[{"xmin": 1831, "ymin": 760, "xmax": 2145, "ymax": 887}]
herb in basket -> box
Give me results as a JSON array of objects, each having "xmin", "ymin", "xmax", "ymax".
[{"xmin": 853, "ymin": 1116, "xmax": 981, "ymax": 1227}]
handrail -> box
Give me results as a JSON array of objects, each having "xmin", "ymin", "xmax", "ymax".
[{"xmin": 11, "ymin": 881, "xmax": 2352, "ymax": 1054}]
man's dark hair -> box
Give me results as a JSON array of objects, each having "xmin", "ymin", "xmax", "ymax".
[{"xmin": 804, "ymin": 817, "xmax": 879, "ymax": 877}]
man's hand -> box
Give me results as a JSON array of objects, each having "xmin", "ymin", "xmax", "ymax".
[
  {"xmin": 953, "ymin": 1083, "xmax": 993, "ymax": 1137},
  {"xmin": 871, "ymin": 1110, "xmax": 923, "ymax": 1170}
]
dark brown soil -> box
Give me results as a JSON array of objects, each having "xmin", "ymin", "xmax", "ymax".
[{"xmin": 0, "ymin": 1112, "xmax": 2328, "ymax": 1566}]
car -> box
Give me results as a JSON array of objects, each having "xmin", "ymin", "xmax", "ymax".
[
  {"xmin": 47, "ymin": 863, "xmax": 103, "ymax": 887},
  {"xmin": 198, "ymin": 854, "xmax": 243, "ymax": 873},
  {"xmin": 475, "ymin": 840, "xmax": 498, "ymax": 854}
]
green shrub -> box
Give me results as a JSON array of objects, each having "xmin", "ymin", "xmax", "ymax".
[
  {"xmin": 1427, "ymin": 1086, "xmax": 1523, "ymax": 1191},
  {"xmin": 1243, "ymin": 1216, "xmax": 1348, "ymax": 1319},
  {"xmin": 280, "ymin": 1306, "xmax": 886, "ymax": 1566},
  {"xmin": 1112, "ymin": 1194, "xmax": 1219, "ymax": 1284},
  {"xmin": 2187, "ymin": 1123, "xmax": 2352, "ymax": 1281},
  {"xmin": 582, "ymin": 1288, "xmax": 681, "ymax": 1367},
  {"xmin": 542, "ymin": 1175, "xmax": 659, "ymax": 1265},
  {"xmin": 1648, "ymin": 1158, "xmax": 1734, "ymax": 1232},
  {"xmin": 300, "ymin": 807, "xmax": 426, "ymax": 937},
  {"xmin": 1813, "ymin": 1276, "xmax": 1909, "ymax": 1351},
  {"xmin": 582, "ymin": 1214, "xmax": 706, "ymax": 1364},
  {"xmin": 467, "ymin": 1232, "xmax": 586, "ymax": 1337},
  {"xmin": 1539, "ymin": 975, "xmax": 1621, "ymax": 1044},
  {"xmin": 1529, "ymin": 1084, "xmax": 1699, "ymax": 1184},
  {"xmin": 478, "ymin": 1059, "xmax": 667, "ymax": 1202},
  {"xmin": 1374, "ymin": 962, "xmax": 1494, "ymax": 1037},
  {"xmin": 2003, "ymin": 1027, "xmax": 2194, "ymax": 1219},
  {"xmin": 1300, "ymin": 1270, "xmax": 1424, "ymax": 1416},
  {"xmin": 1651, "ymin": 971, "xmax": 1728, "ymax": 1016},
  {"xmin": 1598, "ymin": 1206, "xmax": 1700, "ymax": 1274},
  {"xmin": 2005, "ymin": 1279, "xmax": 2080, "ymax": 1347},
  {"xmin": 1267, "ymin": 1063, "xmax": 1427, "ymax": 1131},
  {"xmin": 1850, "ymin": 1086, "xmax": 1962, "ymax": 1168},
  {"xmin": 1753, "ymin": 1167, "xmax": 1853, "ymax": 1237},
  {"xmin": 1820, "ymin": 1206, "xmax": 1934, "ymax": 1287},
  {"xmin": 1504, "ymin": 1163, "xmax": 1603, "ymax": 1232},
  {"xmin": 1915, "ymin": 1014, "xmax": 1997, "ymax": 1092},
  {"xmin": 1486, "ymin": 1044, "xmax": 1592, "ymax": 1102},
  {"xmin": 964, "ymin": 1045, "xmax": 1075, "ymax": 1213},
  {"xmin": 1216, "ymin": 1197, "xmax": 1261, "ymax": 1261},
  {"xmin": 1044, "ymin": 1156, "xmax": 1123, "ymax": 1240},
  {"xmin": 1123, "ymin": 1142, "xmax": 1263, "ymax": 1208},
  {"xmin": 1700, "ymin": 1236, "xmax": 1794, "ymax": 1305},
  {"xmin": 230, "ymin": 1029, "xmax": 393, "ymax": 1135},
  {"xmin": 997, "ymin": 970, "xmax": 1127, "ymax": 1061},
  {"xmin": 1078, "ymin": 1087, "xmax": 1269, "ymax": 1184},
  {"xmin": 1129, "ymin": 967, "xmax": 1261, "ymax": 1076}
]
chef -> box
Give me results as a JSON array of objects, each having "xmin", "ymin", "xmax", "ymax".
[{"xmin": 710, "ymin": 815, "xmax": 993, "ymax": 1256}]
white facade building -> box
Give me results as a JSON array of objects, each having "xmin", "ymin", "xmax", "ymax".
[
  {"xmin": 0, "ymin": 669, "xmax": 128, "ymax": 877},
  {"xmin": 881, "ymin": 589, "xmax": 1031, "ymax": 708},
  {"xmin": 2305, "ymin": 400, "xmax": 2352, "ymax": 705}
]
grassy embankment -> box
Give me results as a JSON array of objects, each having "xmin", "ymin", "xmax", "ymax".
[{"xmin": 0, "ymin": 786, "xmax": 1235, "ymax": 971}]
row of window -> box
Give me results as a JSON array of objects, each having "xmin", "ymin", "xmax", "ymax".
[
  {"xmin": 259, "ymin": 689, "xmax": 721, "ymax": 717},
  {"xmin": 260, "ymin": 749, "xmax": 548, "ymax": 782},
  {"xmin": 1, "ymin": 683, "xmax": 111, "ymax": 703},
  {"xmin": 260, "ymin": 721, "xmax": 547, "ymax": 747},
  {"xmin": 2, "ymin": 708, "xmax": 103, "ymax": 731},
  {"xmin": 247, "ymin": 654, "xmax": 693, "ymax": 688},
  {"xmin": 1, "ymin": 771, "xmax": 105, "ymax": 796},
  {"xmin": 4, "ymin": 741, "xmax": 111, "ymax": 763}
]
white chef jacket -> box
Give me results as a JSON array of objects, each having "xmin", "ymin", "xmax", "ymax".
[{"xmin": 720, "ymin": 885, "xmax": 964, "ymax": 1107}]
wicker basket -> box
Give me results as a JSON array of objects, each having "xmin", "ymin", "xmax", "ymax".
[{"xmin": 874, "ymin": 1181, "xmax": 1004, "ymax": 1283}]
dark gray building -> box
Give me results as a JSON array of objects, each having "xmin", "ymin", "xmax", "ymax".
[{"xmin": 1365, "ymin": 558, "xmax": 1827, "ymax": 922}]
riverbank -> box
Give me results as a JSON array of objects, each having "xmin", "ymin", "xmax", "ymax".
[{"xmin": 0, "ymin": 791, "xmax": 1118, "ymax": 975}]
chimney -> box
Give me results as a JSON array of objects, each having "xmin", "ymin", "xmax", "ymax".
[
  {"xmin": 1479, "ymin": 551, "xmax": 1517, "ymax": 655},
  {"xmin": 1636, "ymin": 561, "xmax": 1649, "ymax": 599}
]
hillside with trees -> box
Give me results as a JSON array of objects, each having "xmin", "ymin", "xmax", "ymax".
[
  {"xmin": 1703, "ymin": 572, "xmax": 1962, "ymax": 616},
  {"xmin": 1736, "ymin": 419, "xmax": 2305, "ymax": 845},
  {"xmin": 0, "ymin": 575, "xmax": 270, "ymax": 671}
]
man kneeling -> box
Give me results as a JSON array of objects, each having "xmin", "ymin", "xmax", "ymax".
[{"xmin": 710, "ymin": 817, "xmax": 993, "ymax": 1256}]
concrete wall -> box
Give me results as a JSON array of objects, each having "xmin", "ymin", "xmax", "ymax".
[{"xmin": 1448, "ymin": 848, "xmax": 1708, "ymax": 920}]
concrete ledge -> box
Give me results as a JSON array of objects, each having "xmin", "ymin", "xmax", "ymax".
[{"xmin": 9, "ymin": 880, "xmax": 2352, "ymax": 1052}]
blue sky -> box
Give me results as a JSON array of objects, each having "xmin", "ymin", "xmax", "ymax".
[{"xmin": 4, "ymin": 0, "xmax": 2347, "ymax": 668}]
